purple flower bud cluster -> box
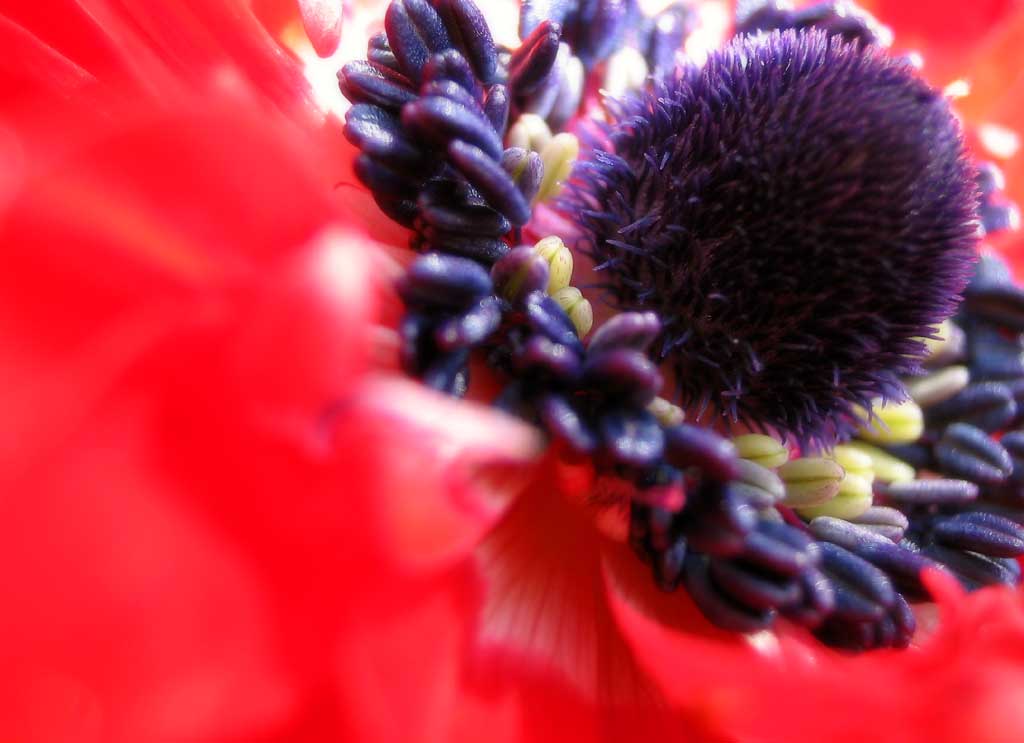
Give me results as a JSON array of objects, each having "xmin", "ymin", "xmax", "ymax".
[
  {"xmin": 561, "ymin": 29, "xmax": 979, "ymax": 445},
  {"xmin": 340, "ymin": 0, "xmax": 556, "ymax": 262},
  {"xmin": 735, "ymin": 0, "xmax": 891, "ymax": 47}
]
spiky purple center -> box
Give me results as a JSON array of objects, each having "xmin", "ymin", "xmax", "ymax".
[{"xmin": 563, "ymin": 29, "xmax": 979, "ymax": 444}]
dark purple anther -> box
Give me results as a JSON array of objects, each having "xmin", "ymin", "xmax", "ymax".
[
  {"xmin": 433, "ymin": 295, "xmax": 503, "ymax": 350},
  {"xmin": 921, "ymin": 543, "xmax": 1020, "ymax": 589},
  {"xmin": 484, "ymin": 84, "xmax": 510, "ymax": 134},
  {"xmin": 781, "ymin": 567, "xmax": 836, "ymax": 629},
  {"xmin": 509, "ymin": 20, "xmax": 564, "ymax": 95},
  {"xmin": 539, "ymin": 393, "xmax": 599, "ymax": 453},
  {"xmin": 644, "ymin": 3, "xmax": 695, "ymax": 75},
  {"xmin": 972, "ymin": 253, "xmax": 1013, "ymax": 287},
  {"xmin": 339, "ymin": 61, "xmax": 417, "ymax": 111},
  {"xmin": 739, "ymin": 521, "xmax": 815, "ymax": 577},
  {"xmin": 963, "ymin": 283, "xmax": 1024, "ymax": 333},
  {"xmin": 399, "ymin": 312, "xmax": 432, "ymax": 375},
  {"xmin": 354, "ymin": 154, "xmax": 418, "ymax": 201},
  {"xmin": 519, "ymin": 0, "xmax": 575, "ymax": 38},
  {"xmin": 818, "ymin": 542, "xmax": 896, "ymax": 615},
  {"xmin": 491, "ymin": 246, "xmax": 550, "ymax": 302},
  {"xmin": 588, "ymin": 311, "xmax": 662, "ymax": 354},
  {"xmin": 708, "ymin": 559, "xmax": 802, "ymax": 610},
  {"xmin": 662, "ymin": 424, "xmax": 740, "ymax": 483},
  {"xmin": 582, "ymin": 348, "xmax": 663, "ymax": 405},
  {"xmin": 525, "ymin": 293, "xmax": 585, "ymax": 352},
  {"xmin": 421, "ymin": 348, "xmax": 470, "ymax": 395},
  {"xmin": 419, "ymin": 201, "xmax": 511, "ymax": 237},
  {"xmin": 403, "ymin": 96, "xmax": 504, "ymax": 161},
  {"xmin": 573, "ymin": 0, "xmax": 631, "ymax": 68},
  {"xmin": 368, "ymin": 31, "xmax": 401, "ymax": 71},
  {"xmin": 934, "ymin": 422, "xmax": 1013, "ymax": 485},
  {"xmin": 738, "ymin": 1, "xmax": 889, "ymax": 47},
  {"xmin": 436, "ymin": 0, "xmax": 499, "ymax": 84},
  {"xmin": 422, "ymin": 233, "xmax": 510, "ymax": 264},
  {"xmin": 881, "ymin": 442, "xmax": 935, "ymax": 470},
  {"xmin": 977, "ymin": 161, "xmax": 1007, "ymax": 196},
  {"xmin": 925, "ymin": 382, "xmax": 1017, "ymax": 433},
  {"xmin": 397, "ymin": 252, "xmax": 493, "ymax": 309},
  {"xmin": 980, "ymin": 200, "xmax": 1021, "ymax": 236},
  {"xmin": 932, "ymin": 512, "xmax": 1024, "ymax": 558},
  {"xmin": 966, "ymin": 322, "xmax": 1024, "ymax": 382},
  {"xmin": 422, "ymin": 50, "xmax": 482, "ymax": 99},
  {"xmin": 734, "ymin": 0, "xmax": 793, "ymax": 36},
  {"xmin": 516, "ymin": 335, "xmax": 583, "ymax": 381},
  {"xmin": 344, "ymin": 105, "xmax": 433, "ymax": 173},
  {"xmin": 598, "ymin": 408, "xmax": 665, "ymax": 468},
  {"xmin": 683, "ymin": 485, "xmax": 758, "ymax": 556},
  {"xmin": 874, "ymin": 478, "xmax": 979, "ymax": 506},
  {"xmin": 653, "ymin": 539, "xmax": 688, "ymax": 592},
  {"xmin": 810, "ymin": 517, "xmax": 938, "ymax": 598},
  {"xmin": 684, "ymin": 553, "xmax": 776, "ymax": 632},
  {"xmin": 448, "ymin": 140, "xmax": 533, "ymax": 226},
  {"xmin": 1002, "ymin": 430, "xmax": 1024, "ymax": 484},
  {"xmin": 385, "ymin": 0, "xmax": 445, "ymax": 83}
]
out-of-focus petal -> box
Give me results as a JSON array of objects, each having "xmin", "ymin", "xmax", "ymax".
[
  {"xmin": 863, "ymin": 0, "xmax": 1021, "ymax": 85},
  {"xmin": 298, "ymin": 0, "xmax": 344, "ymax": 57},
  {"xmin": 345, "ymin": 376, "xmax": 543, "ymax": 572},
  {"xmin": 1, "ymin": 0, "xmax": 320, "ymax": 120}
]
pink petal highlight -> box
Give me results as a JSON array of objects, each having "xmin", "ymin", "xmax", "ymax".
[{"xmin": 298, "ymin": 0, "xmax": 343, "ymax": 57}]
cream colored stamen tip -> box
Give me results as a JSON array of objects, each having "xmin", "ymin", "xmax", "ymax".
[
  {"xmin": 532, "ymin": 235, "xmax": 574, "ymax": 293},
  {"xmin": 552, "ymin": 286, "xmax": 593, "ymax": 337},
  {"xmin": 778, "ymin": 457, "xmax": 845, "ymax": 507},
  {"xmin": 507, "ymin": 113, "xmax": 552, "ymax": 154},
  {"xmin": 648, "ymin": 396, "xmax": 685, "ymax": 427},
  {"xmin": 844, "ymin": 441, "xmax": 916, "ymax": 483},
  {"xmin": 732, "ymin": 433, "xmax": 789, "ymax": 469},
  {"xmin": 535, "ymin": 132, "xmax": 579, "ymax": 204},
  {"xmin": 855, "ymin": 398, "xmax": 924, "ymax": 445},
  {"xmin": 828, "ymin": 444, "xmax": 874, "ymax": 483},
  {"xmin": 920, "ymin": 319, "xmax": 954, "ymax": 358},
  {"xmin": 906, "ymin": 365, "xmax": 970, "ymax": 408},
  {"xmin": 796, "ymin": 485, "xmax": 873, "ymax": 521},
  {"xmin": 602, "ymin": 46, "xmax": 649, "ymax": 99}
]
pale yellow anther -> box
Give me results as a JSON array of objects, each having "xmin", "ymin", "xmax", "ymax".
[
  {"xmin": 796, "ymin": 477, "xmax": 873, "ymax": 521},
  {"xmin": 828, "ymin": 444, "xmax": 875, "ymax": 484},
  {"xmin": 855, "ymin": 398, "xmax": 924, "ymax": 445},
  {"xmin": 601, "ymin": 46, "xmax": 649, "ymax": 99},
  {"xmin": 533, "ymin": 236, "xmax": 574, "ymax": 293},
  {"xmin": 920, "ymin": 319, "xmax": 956, "ymax": 359},
  {"xmin": 507, "ymin": 113, "xmax": 552, "ymax": 154},
  {"xmin": 844, "ymin": 441, "xmax": 916, "ymax": 483},
  {"xmin": 732, "ymin": 433, "xmax": 789, "ymax": 469},
  {"xmin": 905, "ymin": 365, "xmax": 970, "ymax": 408},
  {"xmin": 799, "ymin": 445, "xmax": 875, "ymax": 520},
  {"xmin": 778, "ymin": 457, "xmax": 845, "ymax": 508},
  {"xmin": 648, "ymin": 396, "xmax": 685, "ymax": 427},
  {"xmin": 535, "ymin": 132, "xmax": 579, "ymax": 204},
  {"xmin": 552, "ymin": 286, "xmax": 593, "ymax": 337}
]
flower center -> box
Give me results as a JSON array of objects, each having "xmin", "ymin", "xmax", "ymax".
[{"xmin": 341, "ymin": 0, "xmax": 1024, "ymax": 652}]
